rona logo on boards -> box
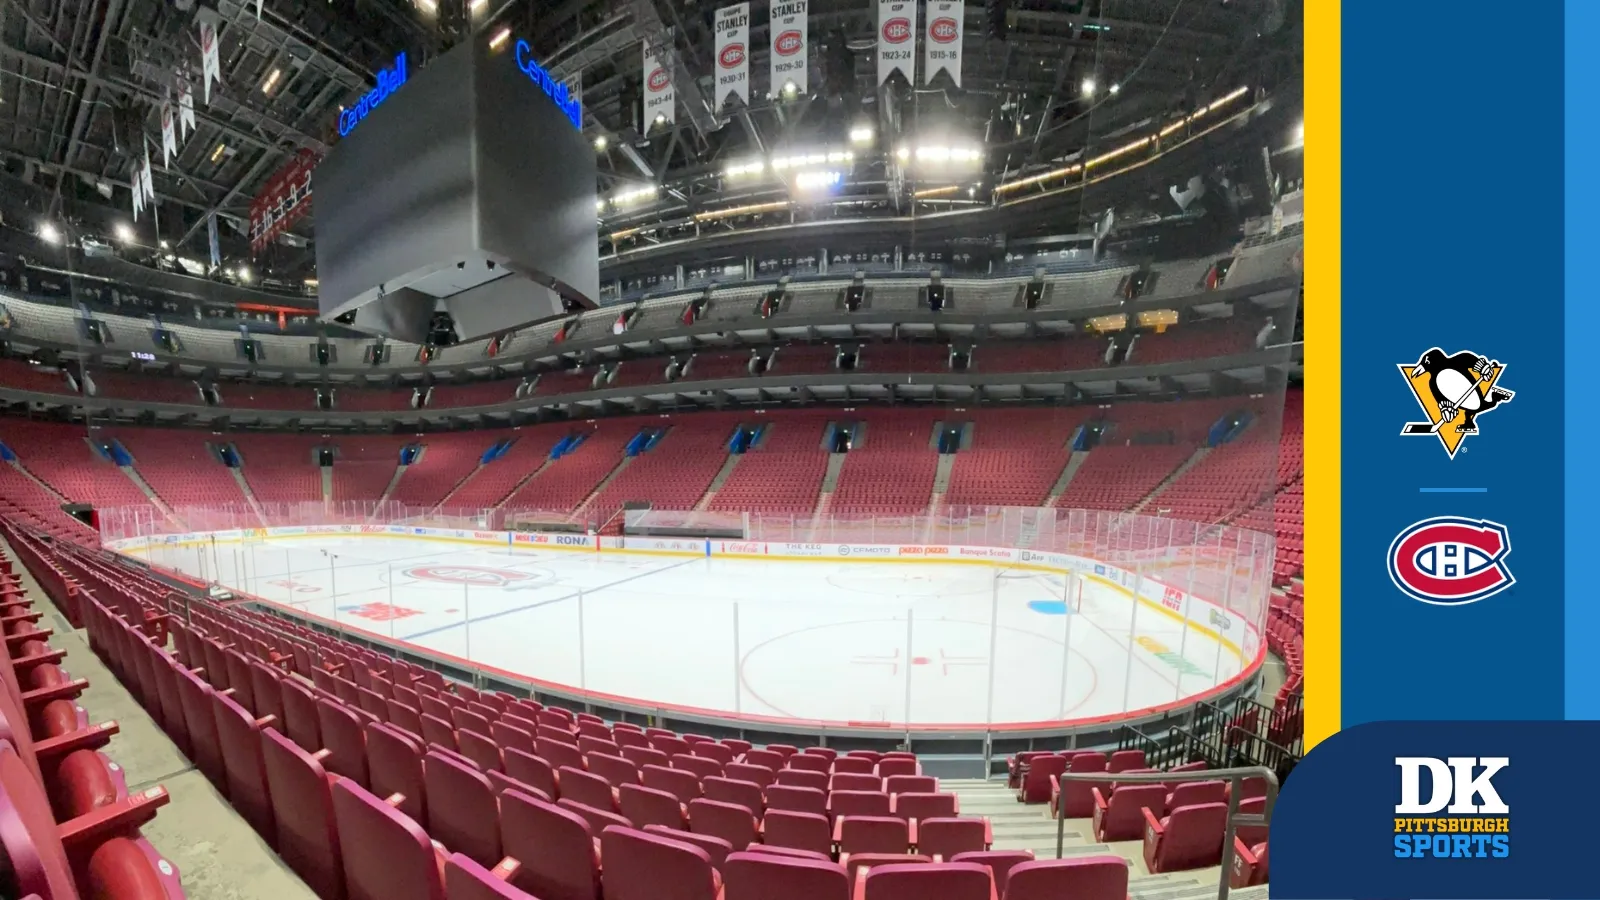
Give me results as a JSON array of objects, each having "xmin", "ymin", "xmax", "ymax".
[
  {"xmin": 1387, "ymin": 517, "xmax": 1514, "ymax": 606},
  {"xmin": 648, "ymin": 67, "xmax": 670, "ymax": 91},
  {"xmin": 1393, "ymin": 757, "xmax": 1510, "ymax": 859},
  {"xmin": 776, "ymin": 30, "xmax": 803, "ymax": 55},
  {"xmin": 930, "ymin": 17, "xmax": 959, "ymax": 41},
  {"xmin": 719, "ymin": 43, "xmax": 746, "ymax": 67},
  {"xmin": 882, "ymin": 17, "xmax": 912, "ymax": 42},
  {"xmin": 554, "ymin": 535, "xmax": 589, "ymax": 547}
]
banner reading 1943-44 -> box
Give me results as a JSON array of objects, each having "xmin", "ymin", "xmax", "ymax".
[{"xmin": 642, "ymin": 40, "xmax": 675, "ymax": 129}]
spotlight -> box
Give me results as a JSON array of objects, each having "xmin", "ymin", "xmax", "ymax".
[
  {"xmin": 782, "ymin": 80, "xmax": 798, "ymax": 97},
  {"xmin": 489, "ymin": 27, "xmax": 511, "ymax": 49},
  {"xmin": 654, "ymin": 112, "xmax": 667, "ymax": 125},
  {"xmin": 159, "ymin": 239, "xmax": 170, "ymax": 249},
  {"xmin": 1081, "ymin": 77, "xmax": 1096, "ymax": 97},
  {"xmin": 849, "ymin": 125, "xmax": 874, "ymax": 145},
  {"xmin": 37, "ymin": 223, "xmax": 60, "ymax": 245},
  {"xmin": 114, "ymin": 223, "xmax": 135, "ymax": 244},
  {"xmin": 237, "ymin": 266, "xmax": 252, "ymax": 283},
  {"xmin": 594, "ymin": 134, "xmax": 609, "ymax": 151},
  {"xmin": 1294, "ymin": 121, "xmax": 1304, "ymax": 142},
  {"xmin": 1109, "ymin": 83, "xmax": 1120, "ymax": 94}
]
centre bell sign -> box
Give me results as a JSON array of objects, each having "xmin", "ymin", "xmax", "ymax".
[{"xmin": 514, "ymin": 39, "xmax": 583, "ymax": 129}]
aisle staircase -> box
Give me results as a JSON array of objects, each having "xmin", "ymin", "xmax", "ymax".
[
  {"xmin": 694, "ymin": 455, "xmax": 742, "ymax": 511},
  {"xmin": 1045, "ymin": 450, "xmax": 1091, "ymax": 507},
  {"xmin": 1131, "ymin": 447, "xmax": 1211, "ymax": 514},
  {"xmin": 230, "ymin": 469, "xmax": 269, "ymax": 526}
]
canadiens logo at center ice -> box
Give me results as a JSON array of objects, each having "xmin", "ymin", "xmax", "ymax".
[{"xmin": 1387, "ymin": 517, "xmax": 1514, "ymax": 606}]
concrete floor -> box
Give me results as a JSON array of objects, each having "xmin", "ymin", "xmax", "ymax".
[{"xmin": 1, "ymin": 537, "xmax": 318, "ymax": 900}]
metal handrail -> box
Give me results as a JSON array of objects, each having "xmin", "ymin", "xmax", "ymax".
[{"xmin": 1052, "ymin": 765, "xmax": 1278, "ymax": 900}]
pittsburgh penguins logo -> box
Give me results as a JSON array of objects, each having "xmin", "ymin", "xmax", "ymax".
[{"xmin": 1399, "ymin": 348, "xmax": 1514, "ymax": 459}]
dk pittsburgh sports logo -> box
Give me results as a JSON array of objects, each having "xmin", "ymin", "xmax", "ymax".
[
  {"xmin": 1399, "ymin": 348, "xmax": 1513, "ymax": 458},
  {"xmin": 1387, "ymin": 517, "xmax": 1514, "ymax": 606},
  {"xmin": 1393, "ymin": 757, "xmax": 1510, "ymax": 858}
]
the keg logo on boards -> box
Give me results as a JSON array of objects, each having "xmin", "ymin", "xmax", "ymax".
[
  {"xmin": 719, "ymin": 43, "xmax": 746, "ymax": 68},
  {"xmin": 929, "ymin": 17, "xmax": 959, "ymax": 41},
  {"xmin": 647, "ymin": 67, "xmax": 670, "ymax": 91},
  {"xmin": 882, "ymin": 17, "xmax": 912, "ymax": 42},
  {"xmin": 776, "ymin": 30, "xmax": 803, "ymax": 55},
  {"xmin": 1387, "ymin": 517, "xmax": 1514, "ymax": 606},
  {"xmin": 1393, "ymin": 757, "xmax": 1510, "ymax": 858}
]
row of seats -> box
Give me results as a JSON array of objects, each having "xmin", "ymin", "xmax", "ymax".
[{"xmin": 0, "ymin": 522, "xmax": 186, "ymax": 899}]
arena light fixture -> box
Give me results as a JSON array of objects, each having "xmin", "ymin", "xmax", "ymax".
[
  {"xmin": 913, "ymin": 185, "xmax": 960, "ymax": 199},
  {"xmin": 607, "ymin": 185, "xmax": 659, "ymax": 207},
  {"xmin": 114, "ymin": 222, "xmax": 135, "ymax": 244},
  {"xmin": 210, "ymin": 142, "xmax": 227, "ymax": 163},
  {"xmin": 1109, "ymin": 83, "xmax": 1121, "ymax": 94},
  {"xmin": 37, "ymin": 222, "xmax": 60, "ymax": 245},
  {"xmin": 1294, "ymin": 120, "xmax": 1304, "ymax": 142},
  {"xmin": 849, "ymin": 126, "xmax": 875, "ymax": 145},
  {"xmin": 693, "ymin": 200, "xmax": 789, "ymax": 222},
  {"xmin": 653, "ymin": 112, "xmax": 667, "ymax": 126},
  {"xmin": 1081, "ymin": 77, "xmax": 1096, "ymax": 97},
  {"xmin": 304, "ymin": 278, "xmax": 319, "ymax": 287},
  {"xmin": 237, "ymin": 266, "xmax": 253, "ymax": 283},
  {"xmin": 781, "ymin": 80, "xmax": 798, "ymax": 97},
  {"xmin": 593, "ymin": 134, "xmax": 609, "ymax": 151},
  {"xmin": 793, "ymin": 170, "xmax": 842, "ymax": 191},
  {"xmin": 724, "ymin": 159, "xmax": 766, "ymax": 177},
  {"xmin": 262, "ymin": 68, "xmax": 282, "ymax": 94},
  {"xmin": 489, "ymin": 27, "xmax": 511, "ymax": 49}
]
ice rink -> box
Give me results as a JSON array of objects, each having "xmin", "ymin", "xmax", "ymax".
[{"xmin": 135, "ymin": 535, "xmax": 1245, "ymax": 726}]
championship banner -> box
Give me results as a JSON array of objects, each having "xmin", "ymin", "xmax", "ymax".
[
  {"xmin": 199, "ymin": 22, "xmax": 220, "ymax": 104},
  {"xmin": 713, "ymin": 3, "xmax": 750, "ymax": 109},
  {"xmin": 160, "ymin": 103, "xmax": 177, "ymax": 165},
  {"xmin": 178, "ymin": 87, "xmax": 196, "ymax": 137},
  {"xmin": 877, "ymin": 0, "xmax": 916, "ymax": 86},
  {"xmin": 923, "ymin": 0, "xmax": 963, "ymax": 87},
  {"xmin": 642, "ymin": 40, "xmax": 675, "ymax": 129},
  {"xmin": 248, "ymin": 148, "xmax": 318, "ymax": 254},
  {"xmin": 769, "ymin": 0, "xmax": 808, "ymax": 96}
]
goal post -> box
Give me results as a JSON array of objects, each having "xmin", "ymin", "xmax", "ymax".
[{"xmin": 993, "ymin": 564, "xmax": 1083, "ymax": 613}]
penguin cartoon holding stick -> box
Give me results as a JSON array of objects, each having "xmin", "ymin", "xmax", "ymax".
[{"xmin": 1399, "ymin": 348, "xmax": 1514, "ymax": 457}]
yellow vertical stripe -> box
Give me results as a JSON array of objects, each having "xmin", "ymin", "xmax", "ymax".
[{"xmin": 1303, "ymin": 0, "xmax": 1341, "ymax": 747}]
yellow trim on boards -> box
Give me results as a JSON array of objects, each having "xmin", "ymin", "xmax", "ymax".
[{"xmin": 1304, "ymin": 0, "xmax": 1340, "ymax": 747}]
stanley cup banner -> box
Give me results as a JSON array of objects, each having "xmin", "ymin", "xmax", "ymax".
[
  {"xmin": 769, "ymin": 0, "xmax": 808, "ymax": 96},
  {"xmin": 924, "ymin": 0, "xmax": 963, "ymax": 86},
  {"xmin": 642, "ymin": 40, "xmax": 675, "ymax": 129},
  {"xmin": 199, "ymin": 22, "xmax": 220, "ymax": 103},
  {"xmin": 714, "ymin": 3, "xmax": 750, "ymax": 109},
  {"xmin": 877, "ymin": 0, "xmax": 916, "ymax": 86}
]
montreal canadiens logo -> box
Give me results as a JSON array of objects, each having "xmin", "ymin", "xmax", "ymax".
[
  {"xmin": 406, "ymin": 565, "xmax": 533, "ymax": 587},
  {"xmin": 883, "ymin": 17, "xmax": 911, "ymax": 43},
  {"xmin": 719, "ymin": 43, "xmax": 745, "ymax": 67},
  {"xmin": 1387, "ymin": 517, "xmax": 1514, "ymax": 606},
  {"xmin": 776, "ymin": 30, "xmax": 803, "ymax": 55},
  {"xmin": 647, "ymin": 67, "xmax": 669, "ymax": 91},
  {"xmin": 930, "ymin": 17, "xmax": 959, "ymax": 42}
]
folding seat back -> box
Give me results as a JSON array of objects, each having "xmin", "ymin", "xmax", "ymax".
[
  {"xmin": 742, "ymin": 749, "xmax": 783, "ymax": 770},
  {"xmin": 884, "ymin": 774, "xmax": 936, "ymax": 795},
  {"xmin": 846, "ymin": 751, "xmax": 882, "ymax": 765},
  {"xmin": 1165, "ymin": 780, "xmax": 1225, "ymax": 811},
  {"xmin": 330, "ymin": 778, "xmax": 445, "ymax": 900},
  {"xmin": 557, "ymin": 765, "xmax": 616, "ymax": 812},
  {"xmin": 687, "ymin": 797, "xmax": 757, "ymax": 849},
  {"xmin": 503, "ymin": 748, "xmax": 558, "ymax": 800},
  {"xmin": 949, "ymin": 851, "xmax": 1035, "ymax": 894},
  {"xmin": 249, "ymin": 661, "xmax": 286, "ymax": 725},
  {"xmin": 651, "ymin": 735, "xmax": 691, "ymax": 758},
  {"xmin": 537, "ymin": 737, "xmax": 584, "ymax": 772},
  {"xmin": 761, "ymin": 809, "xmax": 832, "ymax": 857},
  {"xmin": 831, "ymin": 756, "xmax": 873, "ymax": 775},
  {"xmin": 200, "ymin": 638, "xmax": 231, "ymax": 691},
  {"xmin": 702, "ymin": 776, "xmax": 763, "ymax": 815},
  {"xmin": 723, "ymin": 851, "xmax": 850, "ymax": 900},
  {"xmin": 149, "ymin": 655, "xmax": 190, "ymax": 757},
  {"xmin": 838, "ymin": 815, "xmax": 909, "ymax": 855},
  {"xmin": 861, "ymin": 862, "xmax": 991, "ymax": 900},
  {"xmin": 1003, "ymin": 856, "xmax": 1129, "ymax": 900},
  {"xmin": 642, "ymin": 763, "xmax": 701, "ymax": 804},
  {"xmin": 453, "ymin": 683, "xmax": 483, "ymax": 705},
  {"xmin": 174, "ymin": 666, "xmax": 226, "ymax": 789},
  {"xmin": 261, "ymin": 728, "xmax": 343, "ymax": 900},
  {"xmin": 1144, "ymin": 801, "xmax": 1227, "ymax": 872},
  {"xmin": 765, "ymin": 784, "xmax": 825, "ymax": 816},
  {"xmin": 587, "ymin": 752, "xmax": 639, "ymax": 788},
  {"xmin": 577, "ymin": 735, "xmax": 619, "ymax": 758},
  {"xmin": 599, "ymin": 824, "xmax": 720, "ymax": 900},
  {"xmin": 1109, "ymin": 768, "xmax": 1159, "ymax": 791},
  {"xmin": 1234, "ymin": 796, "xmax": 1268, "ymax": 846},
  {"xmin": 488, "ymin": 769, "xmax": 551, "ymax": 804},
  {"xmin": 618, "ymin": 782, "xmax": 686, "ymax": 830},
  {"xmin": 557, "ymin": 797, "xmax": 630, "ymax": 835},
  {"xmin": 445, "ymin": 853, "xmax": 539, "ymax": 900},
  {"xmin": 280, "ymin": 677, "xmax": 323, "ymax": 753},
  {"xmin": 421, "ymin": 695, "xmax": 454, "ymax": 721},
  {"xmin": 775, "ymin": 768, "xmax": 827, "ymax": 791},
  {"xmin": 612, "ymin": 729, "xmax": 650, "ymax": 751},
  {"xmin": 491, "ymin": 720, "xmax": 535, "ymax": 755},
  {"xmin": 499, "ymin": 790, "xmax": 600, "ymax": 900},
  {"xmin": 880, "ymin": 752, "xmax": 916, "ymax": 761},
  {"xmin": 209, "ymin": 692, "xmax": 275, "ymax": 838},
  {"xmin": 537, "ymin": 708, "xmax": 573, "ymax": 729},
  {"xmin": 1017, "ymin": 755, "xmax": 1065, "ymax": 804},
  {"xmin": 830, "ymin": 772, "xmax": 881, "ymax": 793},
  {"xmin": 1161, "ymin": 761, "xmax": 1209, "ymax": 788},
  {"xmin": 458, "ymin": 729, "xmax": 504, "ymax": 774},
  {"xmin": 671, "ymin": 753, "xmax": 722, "ymax": 780},
  {"xmin": 1107, "ymin": 750, "xmax": 1146, "ymax": 773},
  {"xmin": 799, "ymin": 747, "xmax": 836, "ymax": 762},
  {"xmin": 467, "ymin": 700, "xmax": 501, "ymax": 722},
  {"xmin": 743, "ymin": 845, "xmax": 831, "ymax": 862},
  {"xmin": 622, "ymin": 745, "xmax": 669, "ymax": 769},
  {"xmin": 422, "ymin": 714, "xmax": 458, "ymax": 751},
  {"xmin": 317, "ymin": 696, "xmax": 370, "ymax": 787},
  {"xmin": 424, "ymin": 749, "xmax": 502, "ymax": 867},
  {"xmin": 917, "ymin": 817, "xmax": 988, "ymax": 859},
  {"xmin": 1229, "ymin": 776, "xmax": 1268, "ymax": 802},
  {"xmin": 332, "ymin": 677, "xmax": 363, "ymax": 709},
  {"xmin": 784, "ymin": 754, "xmax": 829, "ymax": 774},
  {"xmin": 451, "ymin": 707, "xmax": 491, "ymax": 737},
  {"xmin": 894, "ymin": 791, "xmax": 957, "ymax": 821},
  {"xmin": 366, "ymin": 721, "xmax": 427, "ymax": 823},
  {"xmin": 387, "ymin": 700, "xmax": 424, "ymax": 738},
  {"xmin": 1007, "ymin": 752, "xmax": 1050, "ymax": 788},
  {"xmin": 358, "ymin": 687, "xmax": 390, "ymax": 722},
  {"xmin": 1229, "ymin": 840, "xmax": 1268, "ymax": 888},
  {"xmin": 875, "ymin": 758, "xmax": 918, "ymax": 778},
  {"xmin": 691, "ymin": 742, "xmax": 733, "ymax": 766},
  {"xmin": 575, "ymin": 719, "xmax": 611, "ymax": 741},
  {"xmin": 642, "ymin": 824, "xmax": 732, "ymax": 871},
  {"xmin": 1095, "ymin": 784, "xmax": 1167, "ymax": 841},
  {"xmin": 828, "ymin": 790, "xmax": 890, "ymax": 819}
]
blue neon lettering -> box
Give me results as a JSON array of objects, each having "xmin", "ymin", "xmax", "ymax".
[
  {"xmin": 339, "ymin": 52, "xmax": 409, "ymax": 138},
  {"xmin": 514, "ymin": 39, "xmax": 583, "ymax": 129}
]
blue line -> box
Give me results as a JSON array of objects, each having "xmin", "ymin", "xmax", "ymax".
[{"xmin": 1417, "ymin": 487, "xmax": 1489, "ymax": 493}]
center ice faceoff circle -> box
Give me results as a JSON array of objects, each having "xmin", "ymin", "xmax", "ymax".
[{"xmin": 135, "ymin": 532, "xmax": 1257, "ymax": 728}]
